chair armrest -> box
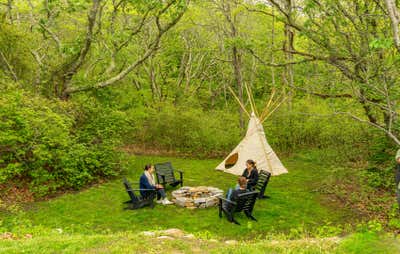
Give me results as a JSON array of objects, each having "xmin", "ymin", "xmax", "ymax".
[
  {"xmin": 130, "ymin": 188, "xmax": 156, "ymax": 191},
  {"xmin": 218, "ymin": 197, "xmax": 237, "ymax": 205},
  {"xmin": 177, "ymin": 170, "xmax": 183, "ymax": 180}
]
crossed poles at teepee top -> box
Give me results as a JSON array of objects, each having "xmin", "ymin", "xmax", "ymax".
[{"xmin": 227, "ymin": 83, "xmax": 287, "ymax": 123}]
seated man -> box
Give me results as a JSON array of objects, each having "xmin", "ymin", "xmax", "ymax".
[
  {"xmin": 225, "ymin": 176, "xmax": 248, "ymax": 210},
  {"xmin": 140, "ymin": 164, "xmax": 173, "ymax": 205}
]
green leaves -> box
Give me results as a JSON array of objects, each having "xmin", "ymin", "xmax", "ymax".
[
  {"xmin": 224, "ymin": 37, "xmax": 252, "ymax": 50},
  {"xmin": 0, "ymin": 84, "xmax": 127, "ymax": 197},
  {"xmin": 369, "ymin": 38, "xmax": 393, "ymax": 50}
]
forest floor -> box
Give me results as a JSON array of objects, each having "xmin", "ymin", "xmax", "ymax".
[{"xmin": 1, "ymin": 153, "xmax": 399, "ymax": 253}]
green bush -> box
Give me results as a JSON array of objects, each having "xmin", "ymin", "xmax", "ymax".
[
  {"xmin": 135, "ymin": 102, "xmax": 241, "ymax": 157},
  {"xmin": 265, "ymin": 99, "xmax": 373, "ymax": 162},
  {"xmin": 0, "ymin": 83, "xmax": 127, "ymax": 197}
]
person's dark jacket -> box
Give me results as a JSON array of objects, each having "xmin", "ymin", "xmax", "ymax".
[
  {"xmin": 139, "ymin": 173, "xmax": 155, "ymax": 197},
  {"xmin": 225, "ymin": 188, "xmax": 248, "ymax": 211},
  {"xmin": 231, "ymin": 188, "xmax": 248, "ymax": 202},
  {"xmin": 242, "ymin": 167, "xmax": 259, "ymax": 190}
]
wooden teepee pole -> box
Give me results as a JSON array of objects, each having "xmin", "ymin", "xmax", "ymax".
[
  {"xmin": 244, "ymin": 82, "xmax": 258, "ymax": 116},
  {"xmin": 228, "ymin": 85, "xmax": 251, "ymax": 118},
  {"xmin": 261, "ymin": 96, "xmax": 287, "ymax": 122},
  {"xmin": 260, "ymin": 89, "xmax": 276, "ymax": 120},
  {"xmin": 247, "ymin": 83, "xmax": 259, "ymax": 117}
]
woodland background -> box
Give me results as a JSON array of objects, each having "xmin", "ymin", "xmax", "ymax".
[{"xmin": 1, "ymin": 0, "xmax": 400, "ymax": 214}]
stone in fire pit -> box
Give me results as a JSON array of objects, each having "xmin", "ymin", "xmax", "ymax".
[{"xmin": 171, "ymin": 186, "xmax": 224, "ymax": 209}]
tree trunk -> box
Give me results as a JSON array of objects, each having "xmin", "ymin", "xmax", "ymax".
[
  {"xmin": 283, "ymin": 0, "xmax": 294, "ymax": 108},
  {"xmin": 232, "ymin": 45, "xmax": 245, "ymax": 130}
]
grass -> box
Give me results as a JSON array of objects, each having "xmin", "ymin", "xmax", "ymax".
[
  {"xmin": 2, "ymin": 154, "xmax": 352, "ymax": 238},
  {"xmin": 0, "ymin": 231, "xmax": 399, "ymax": 253},
  {"xmin": 1, "ymin": 152, "xmax": 398, "ymax": 253}
]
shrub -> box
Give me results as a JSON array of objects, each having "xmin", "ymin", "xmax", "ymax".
[
  {"xmin": 135, "ymin": 102, "xmax": 241, "ymax": 157},
  {"xmin": 0, "ymin": 83, "xmax": 127, "ymax": 197}
]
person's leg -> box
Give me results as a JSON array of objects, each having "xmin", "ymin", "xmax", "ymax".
[
  {"xmin": 157, "ymin": 188, "xmax": 173, "ymax": 205},
  {"xmin": 157, "ymin": 188, "xmax": 167, "ymax": 199},
  {"xmin": 226, "ymin": 188, "xmax": 233, "ymax": 200}
]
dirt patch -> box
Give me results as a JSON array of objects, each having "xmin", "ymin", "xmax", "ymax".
[
  {"xmin": 0, "ymin": 178, "xmax": 110, "ymax": 205},
  {"xmin": 0, "ymin": 183, "xmax": 34, "ymax": 204}
]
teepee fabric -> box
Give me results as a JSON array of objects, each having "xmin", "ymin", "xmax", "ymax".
[{"xmin": 216, "ymin": 113, "xmax": 288, "ymax": 176}]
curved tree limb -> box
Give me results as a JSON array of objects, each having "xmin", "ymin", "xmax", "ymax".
[{"xmin": 63, "ymin": 0, "xmax": 189, "ymax": 96}]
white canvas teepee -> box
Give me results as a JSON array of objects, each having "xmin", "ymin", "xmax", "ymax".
[
  {"xmin": 216, "ymin": 85, "xmax": 288, "ymax": 176},
  {"xmin": 216, "ymin": 113, "xmax": 288, "ymax": 175}
]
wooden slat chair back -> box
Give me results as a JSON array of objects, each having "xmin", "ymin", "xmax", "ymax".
[
  {"xmin": 154, "ymin": 162, "xmax": 183, "ymax": 188},
  {"xmin": 123, "ymin": 177, "xmax": 156, "ymax": 210},
  {"xmin": 123, "ymin": 179, "xmax": 139, "ymax": 203},
  {"xmin": 218, "ymin": 191, "xmax": 259, "ymax": 225},
  {"xmin": 255, "ymin": 170, "xmax": 271, "ymax": 199}
]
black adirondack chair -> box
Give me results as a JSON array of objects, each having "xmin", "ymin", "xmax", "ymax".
[
  {"xmin": 123, "ymin": 178, "xmax": 157, "ymax": 210},
  {"xmin": 154, "ymin": 162, "xmax": 183, "ymax": 188},
  {"xmin": 218, "ymin": 191, "xmax": 259, "ymax": 225},
  {"xmin": 255, "ymin": 170, "xmax": 271, "ymax": 199}
]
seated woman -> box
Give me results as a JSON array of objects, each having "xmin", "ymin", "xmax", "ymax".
[
  {"xmin": 242, "ymin": 159, "xmax": 259, "ymax": 190},
  {"xmin": 140, "ymin": 164, "xmax": 173, "ymax": 205}
]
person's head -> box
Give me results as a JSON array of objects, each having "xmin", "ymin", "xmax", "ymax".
[
  {"xmin": 246, "ymin": 159, "xmax": 256, "ymax": 170},
  {"xmin": 144, "ymin": 164, "xmax": 154, "ymax": 173},
  {"xmin": 238, "ymin": 176, "xmax": 247, "ymax": 189}
]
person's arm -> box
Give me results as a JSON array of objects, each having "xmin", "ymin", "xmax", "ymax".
[
  {"xmin": 242, "ymin": 169, "xmax": 247, "ymax": 177},
  {"xmin": 140, "ymin": 175, "xmax": 155, "ymax": 190},
  {"xmin": 231, "ymin": 190, "xmax": 239, "ymax": 202},
  {"xmin": 247, "ymin": 169, "xmax": 259, "ymax": 186}
]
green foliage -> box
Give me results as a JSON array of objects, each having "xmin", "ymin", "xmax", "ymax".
[
  {"xmin": 0, "ymin": 83, "xmax": 127, "ymax": 196},
  {"xmin": 359, "ymin": 134, "xmax": 397, "ymax": 191},
  {"xmin": 337, "ymin": 232, "xmax": 398, "ymax": 254},
  {"xmin": 369, "ymin": 38, "xmax": 393, "ymax": 50},
  {"xmin": 360, "ymin": 167, "xmax": 395, "ymax": 191},
  {"xmin": 265, "ymin": 99, "xmax": 372, "ymax": 162},
  {"xmin": 135, "ymin": 103, "xmax": 241, "ymax": 157},
  {"xmin": 0, "ymin": 23, "xmax": 35, "ymax": 81}
]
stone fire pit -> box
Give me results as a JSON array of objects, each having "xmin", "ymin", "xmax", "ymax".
[{"xmin": 171, "ymin": 186, "xmax": 224, "ymax": 209}]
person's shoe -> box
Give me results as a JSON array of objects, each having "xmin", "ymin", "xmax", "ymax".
[
  {"xmin": 162, "ymin": 198, "xmax": 174, "ymax": 205},
  {"xmin": 156, "ymin": 199, "xmax": 163, "ymax": 204}
]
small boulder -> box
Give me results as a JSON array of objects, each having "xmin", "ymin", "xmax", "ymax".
[
  {"xmin": 161, "ymin": 228, "xmax": 185, "ymax": 238},
  {"xmin": 157, "ymin": 235, "xmax": 174, "ymax": 240},
  {"xmin": 142, "ymin": 231, "xmax": 156, "ymax": 236},
  {"xmin": 183, "ymin": 234, "xmax": 195, "ymax": 239},
  {"xmin": 225, "ymin": 240, "xmax": 238, "ymax": 245}
]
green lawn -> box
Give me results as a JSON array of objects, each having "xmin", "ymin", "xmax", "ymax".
[
  {"xmin": 2, "ymin": 154, "xmax": 400, "ymax": 253},
  {"xmin": 2, "ymin": 154, "xmax": 352, "ymax": 239},
  {"xmin": 1, "ymin": 230, "xmax": 399, "ymax": 253}
]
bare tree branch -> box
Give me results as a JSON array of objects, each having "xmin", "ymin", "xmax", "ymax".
[
  {"xmin": 0, "ymin": 50, "xmax": 18, "ymax": 81},
  {"xmin": 385, "ymin": 0, "xmax": 400, "ymax": 52},
  {"xmin": 64, "ymin": 1, "xmax": 189, "ymax": 95},
  {"xmin": 340, "ymin": 111, "xmax": 400, "ymax": 146}
]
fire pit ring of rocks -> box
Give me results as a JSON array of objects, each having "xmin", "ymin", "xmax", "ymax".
[{"xmin": 171, "ymin": 186, "xmax": 224, "ymax": 209}]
